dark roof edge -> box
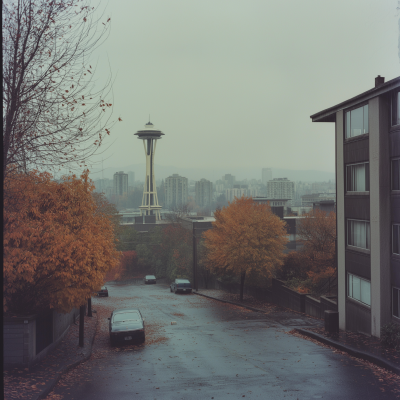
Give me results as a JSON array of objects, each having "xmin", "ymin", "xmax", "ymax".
[{"xmin": 310, "ymin": 76, "xmax": 400, "ymax": 123}]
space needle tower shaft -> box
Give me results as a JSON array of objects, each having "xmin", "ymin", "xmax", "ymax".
[{"xmin": 134, "ymin": 121, "xmax": 164, "ymax": 221}]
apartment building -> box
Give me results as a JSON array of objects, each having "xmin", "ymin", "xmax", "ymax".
[
  {"xmin": 262, "ymin": 168, "xmax": 272, "ymax": 185},
  {"xmin": 267, "ymin": 178, "xmax": 294, "ymax": 201},
  {"xmin": 195, "ymin": 179, "xmax": 213, "ymax": 208},
  {"xmin": 113, "ymin": 171, "xmax": 128, "ymax": 196},
  {"xmin": 165, "ymin": 174, "xmax": 188, "ymax": 210},
  {"xmin": 311, "ymin": 75, "xmax": 400, "ymax": 337}
]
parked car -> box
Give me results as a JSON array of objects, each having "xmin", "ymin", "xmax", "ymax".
[
  {"xmin": 170, "ymin": 279, "xmax": 192, "ymax": 294},
  {"xmin": 144, "ymin": 275, "xmax": 156, "ymax": 284},
  {"xmin": 108, "ymin": 309, "xmax": 145, "ymax": 345},
  {"xmin": 98, "ymin": 286, "xmax": 108, "ymax": 297}
]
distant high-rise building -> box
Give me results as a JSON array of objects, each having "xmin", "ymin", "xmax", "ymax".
[
  {"xmin": 127, "ymin": 171, "xmax": 135, "ymax": 186},
  {"xmin": 113, "ymin": 171, "xmax": 128, "ymax": 196},
  {"xmin": 225, "ymin": 188, "xmax": 246, "ymax": 202},
  {"xmin": 165, "ymin": 174, "xmax": 188, "ymax": 210},
  {"xmin": 93, "ymin": 178, "xmax": 112, "ymax": 193},
  {"xmin": 225, "ymin": 186, "xmax": 259, "ymax": 202},
  {"xmin": 262, "ymin": 168, "xmax": 272, "ymax": 185},
  {"xmin": 195, "ymin": 179, "xmax": 213, "ymax": 208},
  {"xmin": 267, "ymin": 178, "xmax": 294, "ymax": 200},
  {"xmin": 222, "ymin": 174, "xmax": 235, "ymax": 188}
]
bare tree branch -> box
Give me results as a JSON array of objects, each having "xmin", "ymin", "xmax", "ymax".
[{"xmin": 3, "ymin": 0, "xmax": 118, "ymax": 179}]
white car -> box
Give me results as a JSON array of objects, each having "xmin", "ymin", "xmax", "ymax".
[{"xmin": 144, "ymin": 275, "xmax": 156, "ymax": 284}]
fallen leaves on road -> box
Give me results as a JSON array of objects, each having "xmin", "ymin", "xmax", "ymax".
[{"xmin": 172, "ymin": 312, "xmax": 185, "ymax": 317}]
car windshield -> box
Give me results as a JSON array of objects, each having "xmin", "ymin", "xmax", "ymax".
[
  {"xmin": 177, "ymin": 283, "xmax": 191, "ymax": 288},
  {"xmin": 146, "ymin": 276, "xmax": 155, "ymax": 279},
  {"xmin": 113, "ymin": 312, "xmax": 141, "ymax": 323}
]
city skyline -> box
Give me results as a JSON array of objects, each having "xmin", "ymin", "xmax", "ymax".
[
  {"xmin": 88, "ymin": 163, "xmax": 335, "ymax": 184},
  {"xmin": 81, "ymin": 0, "xmax": 399, "ymax": 178}
]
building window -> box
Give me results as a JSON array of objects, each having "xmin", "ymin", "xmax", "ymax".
[
  {"xmin": 392, "ymin": 158, "xmax": 400, "ymax": 190},
  {"xmin": 392, "ymin": 91, "xmax": 400, "ymax": 126},
  {"xmin": 348, "ymin": 273, "xmax": 371, "ymax": 306},
  {"xmin": 345, "ymin": 104, "xmax": 369, "ymax": 138},
  {"xmin": 393, "ymin": 224, "xmax": 400, "ymax": 255},
  {"xmin": 347, "ymin": 219, "xmax": 370, "ymax": 250},
  {"xmin": 346, "ymin": 162, "xmax": 369, "ymax": 192}
]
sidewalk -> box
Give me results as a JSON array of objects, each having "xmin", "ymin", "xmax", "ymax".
[
  {"xmin": 4, "ymin": 312, "xmax": 98, "ymax": 400},
  {"xmin": 194, "ymin": 288, "xmax": 400, "ymax": 376}
]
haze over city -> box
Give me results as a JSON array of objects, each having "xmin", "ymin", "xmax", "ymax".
[
  {"xmin": 74, "ymin": 0, "xmax": 400, "ymax": 183},
  {"xmin": 4, "ymin": 0, "xmax": 400, "ymax": 397}
]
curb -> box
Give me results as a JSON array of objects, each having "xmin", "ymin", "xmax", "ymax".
[
  {"xmin": 35, "ymin": 314, "xmax": 99, "ymax": 400},
  {"xmin": 194, "ymin": 291, "xmax": 265, "ymax": 313},
  {"xmin": 194, "ymin": 291, "xmax": 400, "ymax": 376},
  {"xmin": 295, "ymin": 328, "xmax": 400, "ymax": 376}
]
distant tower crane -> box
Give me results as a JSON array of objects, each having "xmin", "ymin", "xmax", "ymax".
[{"xmin": 134, "ymin": 120, "xmax": 164, "ymax": 220}]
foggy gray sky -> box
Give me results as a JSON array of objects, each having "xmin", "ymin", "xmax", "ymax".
[{"xmin": 85, "ymin": 0, "xmax": 399, "ymax": 180}]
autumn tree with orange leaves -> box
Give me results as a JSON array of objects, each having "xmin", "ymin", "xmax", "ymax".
[
  {"xmin": 3, "ymin": 169, "xmax": 120, "ymax": 315},
  {"xmin": 278, "ymin": 208, "xmax": 336, "ymax": 293},
  {"xmin": 297, "ymin": 208, "xmax": 336, "ymax": 279},
  {"xmin": 3, "ymin": 0, "xmax": 118, "ymax": 178},
  {"xmin": 203, "ymin": 197, "xmax": 288, "ymax": 301},
  {"xmin": 104, "ymin": 251, "xmax": 137, "ymax": 282}
]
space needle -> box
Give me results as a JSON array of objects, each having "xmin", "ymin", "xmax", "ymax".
[{"xmin": 134, "ymin": 120, "xmax": 164, "ymax": 221}]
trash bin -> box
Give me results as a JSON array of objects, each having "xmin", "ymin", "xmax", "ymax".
[{"xmin": 324, "ymin": 310, "xmax": 339, "ymax": 333}]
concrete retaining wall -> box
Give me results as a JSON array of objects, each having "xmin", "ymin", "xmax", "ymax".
[
  {"xmin": 211, "ymin": 278, "xmax": 337, "ymax": 319},
  {"xmin": 305, "ymin": 296, "xmax": 323, "ymax": 319},
  {"xmin": 3, "ymin": 308, "xmax": 79, "ymax": 369}
]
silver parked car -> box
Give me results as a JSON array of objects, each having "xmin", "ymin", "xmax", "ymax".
[{"xmin": 170, "ymin": 279, "xmax": 192, "ymax": 294}]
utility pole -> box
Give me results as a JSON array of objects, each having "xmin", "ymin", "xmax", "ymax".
[
  {"xmin": 193, "ymin": 229, "xmax": 197, "ymax": 291},
  {"xmin": 191, "ymin": 220, "xmax": 214, "ymax": 292},
  {"xmin": 87, "ymin": 297, "xmax": 92, "ymax": 317},
  {"xmin": 79, "ymin": 304, "xmax": 85, "ymax": 347}
]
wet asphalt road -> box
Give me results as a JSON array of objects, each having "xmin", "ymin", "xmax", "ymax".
[{"xmin": 47, "ymin": 283, "xmax": 397, "ymax": 400}]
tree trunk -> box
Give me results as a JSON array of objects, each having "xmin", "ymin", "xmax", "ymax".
[
  {"xmin": 79, "ymin": 305, "xmax": 85, "ymax": 347},
  {"xmin": 240, "ymin": 271, "xmax": 246, "ymax": 302}
]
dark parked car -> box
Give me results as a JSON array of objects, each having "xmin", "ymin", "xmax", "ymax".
[
  {"xmin": 170, "ymin": 279, "xmax": 192, "ymax": 294},
  {"xmin": 108, "ymin": 309, "xmax": 145, "ymax": 345},
  {"xmin": 144, "ymin": 275, "xmax": 156, "ymax": 284},
  {"xmin": 98, "ymin": 286, "xmax": 108, "ymax": 297}
]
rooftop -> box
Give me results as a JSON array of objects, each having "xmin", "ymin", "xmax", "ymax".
[{"xmin": 311, "ymin": 75, "xmax": 400, "ymax": 123}]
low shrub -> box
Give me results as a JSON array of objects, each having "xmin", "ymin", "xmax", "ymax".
[
  {"xmin": 285, "ymin": 277, "xmax": 312, "ymax": 294},
  {"xmin": 380, "ymin": 323, "xmax": 400, "ymax": 351}
]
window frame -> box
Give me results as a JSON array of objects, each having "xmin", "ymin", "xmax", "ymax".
[
  {"xmin": 392, "ymin": 158, "xmax": 400, "ymax": 191},
  {"xmin": 346, "ymin": 162, "xmax": 370, "ymax": 193},
  {"xmin": 393, "ymin": 224, "xmax": 400, "ymax": 255},
  {"xmin": 393, "ymin": 287, "xmax": 400, "ymax": 319},
  {"xmin": 345, "ymin": 102, "xmax": 369, "ymax": 139},
  {"xmin": 347, "ymin": 273, "xmax": 371, "ymax": 307},
  {"xmin": 347, "ymin": 219, "xmax": 371, "ymax": 251}
]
